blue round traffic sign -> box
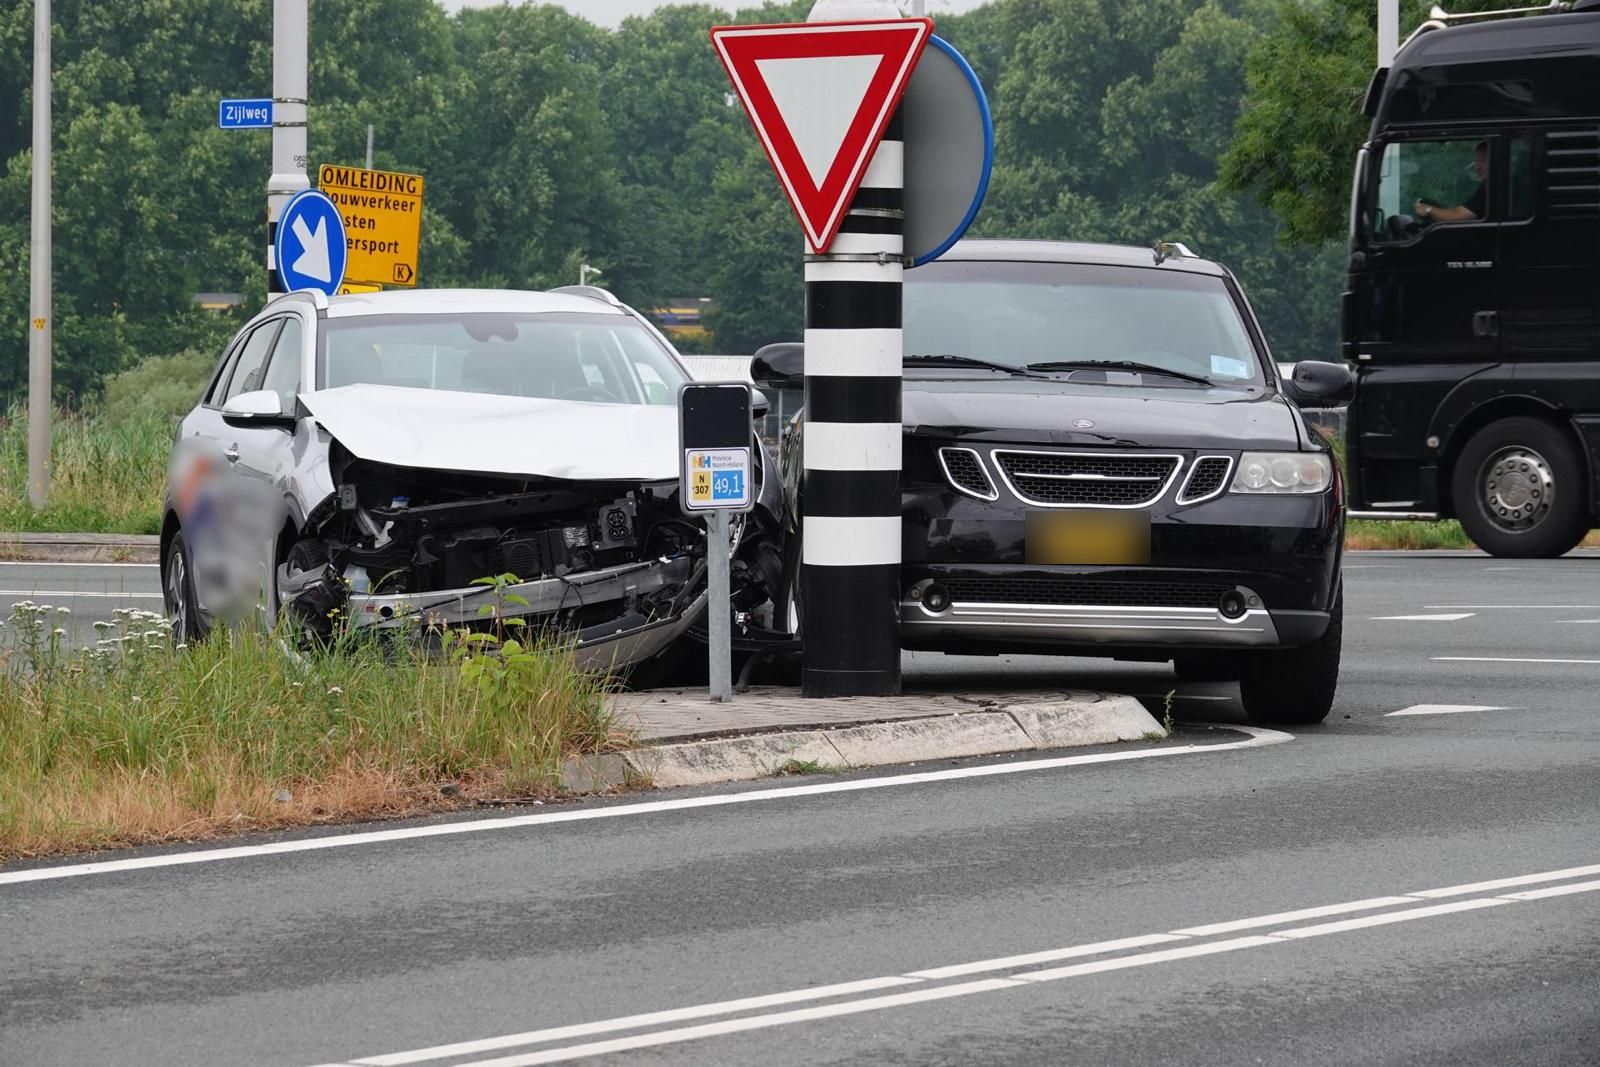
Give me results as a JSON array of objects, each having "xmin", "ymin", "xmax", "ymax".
[
  {"xmin": 903, "ymin": 35, "xmax": 994, "ymax": 268},
  {"xmin": 275, "ymin": 189, "xmax": 347, "ymax": 296}
]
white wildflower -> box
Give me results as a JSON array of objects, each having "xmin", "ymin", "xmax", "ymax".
[{"xmin": 327, "ymin": 686, "xmax": 343, "ymax": 695}]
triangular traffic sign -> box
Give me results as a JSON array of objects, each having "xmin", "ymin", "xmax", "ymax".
[{"xmin": 712, "ymin": 18, "xmax": 933, "ymax": 253}]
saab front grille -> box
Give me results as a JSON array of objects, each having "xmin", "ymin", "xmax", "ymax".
[
  {"xmin": 938, "ymin": 447, "xmax": 997, "ymax": 500},
  {"xmin": 1177, "ymin": 456, "xmax": 1233, "ymax": 504},
  {"xmin": 993, "ymin": 450, "xmax": 1180, "ymax": 508},
  {"xmin": 939, "ymin": 576, "xmax": 1229, "ymax": 609}
]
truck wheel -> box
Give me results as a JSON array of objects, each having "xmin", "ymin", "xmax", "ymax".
[
  {"xmin": 1238, "ymin": 585, "xmax": 1341, "ymax": 727},
  {"xmin": 1452, "ymin": 418, "xmax": 1591, "ymax": 558}
]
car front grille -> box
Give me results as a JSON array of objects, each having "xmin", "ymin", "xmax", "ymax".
[
  {"xmin": 939, "ymin": 575, "xmax": 1229, "ymax": 609},
  {"xmin": 1177, "ymin": 456, "xmax": 1233, "ymax": 504},
  {"xmin": 938, "ymin": 447, "xmax": 997, "ymax": 499},
  {"xmin": 993, "ymin": 450, "xmax": 1180, "ymax": 507}
]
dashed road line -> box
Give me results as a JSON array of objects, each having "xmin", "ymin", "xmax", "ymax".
[
  {"xmin": 1386, "ymin": 704, "xmax": 1511, "ymax": 717},
  {"xmin": 1433, "ymin": 656, "xmax": 1600, "ymax": 666}
]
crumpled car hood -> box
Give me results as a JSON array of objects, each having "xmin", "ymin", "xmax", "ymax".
[{"xmin": 299, "ymin": 384, "xmax": 679, "ymax": 481}]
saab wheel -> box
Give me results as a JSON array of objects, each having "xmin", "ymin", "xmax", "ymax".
[
  {"xmin": 162, "ymin": 530, "xmax": 208, "ymax": 645},
  {"xmin": 1452, "ymin": 418, "xmax": 1591, "ymax": 558},
  {"xmin": 1238, "ymin": 586, "xmax": 1341, "ymax": 727},
  {"xmin": 1172, "ymin": 655, "xmax": 1239, "ymax": 683}
]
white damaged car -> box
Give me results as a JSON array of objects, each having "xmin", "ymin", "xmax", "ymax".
[{"xmin": 161, "ymin": 287, "xmax": 787, "ymax": 672}]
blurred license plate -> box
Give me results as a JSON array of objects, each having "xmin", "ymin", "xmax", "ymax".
[{"xmin": 1025, "ymin": 512, "xmax": 1150, "ymax": 565}]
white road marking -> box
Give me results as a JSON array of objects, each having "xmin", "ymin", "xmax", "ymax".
[
  {"xmin": 1425, "ymin": 604, "xmax": 1600, "ymax": 610},
  {"xmin": 0, "ymin": 726, "xmax": 1292, "ymax": 887},
  {"xmin": 0, "ymin": 561, "xmax": 156, "ymax": 569},
  {"xmin": 1371, "ymin": 613, "xmax": 1475, "ymax": 621},
  {"xmin": 0, "ymin": 589, "xmax": 162, "ymax": 599},
  {"xmin": 1386, "ymin": 704, "xmax": 1510, "ymax": 717},
  {"xmin": 1433, "ymin": 656, "xmax": 1600, "ymax": 666},
  {"xmin": 318, "ymin": 861, "xmax": 1600, "ymax": 1067},
  {"xmin": 1558, "ymin": 619, "xmax": 1600, "ymax": 624}
]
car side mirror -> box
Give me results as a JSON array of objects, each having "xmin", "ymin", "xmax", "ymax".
[
  {"xmin": 222, "ymin": 389, "xmax": 295, "ymax": 428},
  {"xmin": 751, "ymin": 342, "xmax": 803, "ymax": 390},
  {"xmin": 751, "ymin": 386, "xmax": 771, "ymax": 420},
  {"xmin": 1284, "ymin": 361, "xmax": 1354, "ymax": 407}
]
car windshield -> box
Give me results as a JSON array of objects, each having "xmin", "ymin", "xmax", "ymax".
[
  {"xmin": 318, "ymin": 311, "xmax": 687, "ymax": 405},
  {"xmin": 903, "ymin": 261, "xmax": 1265, "ymax": 388}
]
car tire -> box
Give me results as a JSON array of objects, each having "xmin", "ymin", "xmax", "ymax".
[
  {"xmin": 162, "ymin": 530, "xmax": 208, "ymax": 645},
  {"xmin": 1451, "ymin": 418, "xmax": 1591, "ymax": 559},
  {"xmin": 1172, "ymin": 655, "xmax": 1239, "ymax": 682},
  {"xmin": 1238, "ymin": 585, "xmax": 1341, "ymax": 726}
]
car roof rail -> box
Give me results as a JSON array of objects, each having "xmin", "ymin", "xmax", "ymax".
[
  {"xmin": 264, "ymin": 288, "xmax": 329, "ymax": 311},
  {"xmin": 1152, "ymin": 241, "xmax": 1198, "ymax": 265},
  {"xmin": 1401, "ymin": 1, "xmax": 1573, "ymax": 48},
  {"xmin": 548, "ymin": 284, "xmax": 625, "ymax": 308}
]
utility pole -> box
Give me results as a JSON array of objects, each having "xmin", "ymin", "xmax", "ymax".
[
  {"xmin": 1378, "ymin": 0, "xmax": 1399, "ymax": 66},
  {"xmin": 27, "ymin": 0, "xmax": 51, "ymax": 509},
  {"xmin": 268, "ymin": 0, "xmax": 309, "ymax": 295},
  {"xmin": 365, "ymin": 123, "xmax": 374, "ymax": 170}
]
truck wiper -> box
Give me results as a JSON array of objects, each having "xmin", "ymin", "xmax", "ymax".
[
  {"xmin": 904, "ymin": 353, "xmax": 1044, "ymax": 378},
  {"xmin": 1023, "ymin": 360, "xmax": 1215, "ymax": 387}
]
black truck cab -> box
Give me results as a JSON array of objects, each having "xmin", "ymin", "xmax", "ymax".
[{"xmin": 1344, "ymin": 5, "xmax": 1600, "ymax": 556}]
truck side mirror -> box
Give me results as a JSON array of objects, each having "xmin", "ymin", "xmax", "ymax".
[
  {"xmin": 751, "ymin": 342, "xmax": 803, "ymax": 389},
  {"xmin": 1284, "ymin": 361, "xmax": 1354, "ymax": 407}
]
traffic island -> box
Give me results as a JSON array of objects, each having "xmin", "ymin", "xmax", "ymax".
[{"xmin": 566, "ymin": 687, "xmax": 1164, "ymax": 793}]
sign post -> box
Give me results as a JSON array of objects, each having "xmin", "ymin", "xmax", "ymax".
[
  {"xmin": 267, "ymin": 0, "xmax": 309, "ymax": 296},
  {"xmin": 316, "ymin": 164, "xmax": 424, "ymax": 286},
  {"xmin": 679, "ymin": 382, "xmax": 756, "ymax": 703},
  {"xmin": 712, "ymin": 2, "xmax": 930, "ymax": 697},
  {"xmin": 28, "ymin": 0, "xmax": 50, "ymax": 509}
]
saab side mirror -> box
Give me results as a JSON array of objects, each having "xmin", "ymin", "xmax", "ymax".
[
  {"xmin": 751, "ymin": 386, "xmax": 771, "ymax": 420},
  {"xmin": 222, "ymin": 389, "xmax": 296, "ymax": 428},
  {"xmin": 751, "ymin": 342, "xmax": 803, "ymax": 390},
  {"xmin": 1284, "ymin": 361, "xmax": 1354, "ymax": 407}
]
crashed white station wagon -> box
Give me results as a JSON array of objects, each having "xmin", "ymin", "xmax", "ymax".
[{"xmin": 161, "ymin": 287, "xmax": 786, "ymax": 672}]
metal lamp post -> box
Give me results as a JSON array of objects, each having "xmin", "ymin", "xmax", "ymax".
[{"xmin": 27, "ymin": 0, "xmax": 51, "ymax": 509}]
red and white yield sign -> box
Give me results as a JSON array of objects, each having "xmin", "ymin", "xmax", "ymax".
[{"xmin": 711, "ymin": 18, "xmax": 933, "ymax": 252}]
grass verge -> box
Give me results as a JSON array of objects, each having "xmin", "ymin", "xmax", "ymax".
[
  {"xmin": 1347, "ymin": 518, "xmax": 1600, "ymax": 551},
  {"xmin": 0, "ymin": 404, "xmax": 170, "ymax": 534},
  {"xmin": 0, "ymin": 603, "xmax": 627, "ymax": 861}
]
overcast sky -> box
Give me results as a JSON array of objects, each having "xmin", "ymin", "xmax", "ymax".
[{"xmin": 442, "ymin": 1, "xmax": 988, "ymax": 28}]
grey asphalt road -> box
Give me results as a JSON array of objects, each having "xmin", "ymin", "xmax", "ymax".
[
  {"xmin": 2, "ymin": 552, "xmax": 1598, "ymax": 1066},
  {"xmin": 0, "ymin": 560, "xmax": 163, "ymax": 647}
]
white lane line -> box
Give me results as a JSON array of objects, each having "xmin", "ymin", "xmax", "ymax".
[
  {"xmin": 1425, "ymin": 604, "xmax": 1600, "ymax": 610},
  {"xmin": 441, "ymin": 980, "xmax": 1024, "ymax": 1067},
  {"xmin": 1409, "ymin": 863, "xmax": 1600, "ymax": 899},
  {"xmin": 1171, "ymin": 895, "xmax": 1417, "ymax": 937},
  {"xmin": 350, "ymin": 977, "xmax": 923, "ymax": 1066},
  {"xmin": 321, "ymin": 860, "xmax": 1600, "ymax": 1067},
  {"xmin": 1432, "ymin": 656, "xmax": 1600, "ymax": 666},
  {"xmin": 1558, "ymin": 619, "xmax": 1600, "ymax": 624},
  {"xmin": 1371, "ymin": 613, "xmax": 1475, "ymax": 622},
  {"xmin": 0, "ymin": 589, "xmax": 162, "ymax": 599},
  {"xmin": 0, "ymin": 726, "xmax": 1292, "ymax": 887},
  {"xmin": 1271, "ymin": 896, "xmax": 1511, "ymax": 939},
  {"xmin": 1386, "ymin": 704, "xmax": 1510, "ymax": 717},
  {"xmin": 905, "ymin": 933, "xmax": 1186, "ymax": 980},
  {"xmin": 0, "ymin": 561, "xmax": 156, "ymax": 569}
]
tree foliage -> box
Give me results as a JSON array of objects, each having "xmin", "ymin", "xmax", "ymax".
[{"xmin": 0, "ymin": 0, "xmax": 1347, "ymax": 408}]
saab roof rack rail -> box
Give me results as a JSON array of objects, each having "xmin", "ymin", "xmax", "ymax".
[{"xmin": 1402, "ymin": 1, "xmax": 1592, "ymax": 50}]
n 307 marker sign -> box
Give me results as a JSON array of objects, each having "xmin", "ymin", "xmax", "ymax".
[{"xmin": 684, "ymin": 448, "xmax": 752, "ymax": 511}]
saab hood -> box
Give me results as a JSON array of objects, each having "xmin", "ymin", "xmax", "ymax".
[
  {"xmin": 901, "ymin": 376, "xmax": 1306, "ymax": 451},
  {"xmin": 299, "ymin": 384, "xmax": 679, "ymax": 481}
]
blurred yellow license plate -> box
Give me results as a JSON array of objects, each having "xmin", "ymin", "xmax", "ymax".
[{"xmin": 1025, "ymin": 511, "xmax": 1151, "ymax": 565}]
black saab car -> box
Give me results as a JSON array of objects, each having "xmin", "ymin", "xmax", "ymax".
[{"xmin": 752, "ymin": 239, "xmax": 1353, "ymax": 725}]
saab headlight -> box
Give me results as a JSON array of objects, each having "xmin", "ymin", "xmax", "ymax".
[{"xmin": 1230, "ymin": 452, "xmax": 1332, "ymax": 494}]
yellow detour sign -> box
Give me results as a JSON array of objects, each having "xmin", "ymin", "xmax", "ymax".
[
  {"xmin": 337, "ymin": 282, "xmax": 382, "ymax": 295},
  {"xmin": 317, "ymin": 164, "xmax": 423, "ymax": 287}
]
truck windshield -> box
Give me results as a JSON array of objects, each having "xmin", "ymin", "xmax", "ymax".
[
  {"xmin": 904, "ymin": 261, "xmax": 1265, "ymax": 387},
  {"xmin": 318, "ymin": 311, "xmax": 686, "ymax": 405}
]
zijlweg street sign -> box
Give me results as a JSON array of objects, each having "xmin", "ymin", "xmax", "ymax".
[
  {"xmin": 317, "ymin": 164, "xmax": 424, "ymax": 287},
  {"xmin": 218, "ymin": 98, "xmax": 273, "ymax": 129},
  {"xmin": 711, "ymin": 17, "xmax": 932, "ymax": 253},
  {"xmin": 274, "ymin": 189, "xmax": 347, "ymax": 297}
]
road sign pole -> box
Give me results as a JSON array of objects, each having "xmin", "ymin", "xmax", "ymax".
[
  {"xmin": 800, "ymin": 0, "xmax": 906, "ymax": 698},
  {"xmin": 268, "ymin": 0, "xmax": 309, "ymax": 295},
  {"xmin": 1377, "ymin": 0, "xmax": 1399, "ymax": 66},
  {"xmin": 365, "ymin": 123, "xmax": 374, "ymax": 170},
  {"xmin": 27, "ymin": 0, "xmax": 51, "ymax": 510},
  {"xmin": 707, "ymin": 509, "xmax": 733, "ymax": 702}
]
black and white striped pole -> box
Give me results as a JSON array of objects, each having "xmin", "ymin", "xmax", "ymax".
[
  {"xmin": 267, "ymin": 0, "xmax": 309, "ymax": 295},
  {"xmin": 801, "ymin": 0, "xmax": 907, "ymax": 698}
]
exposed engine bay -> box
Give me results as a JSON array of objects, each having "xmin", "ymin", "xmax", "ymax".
[{"xmin": 277, "ymin": 444, "xmax": 785, "ymax": 672}]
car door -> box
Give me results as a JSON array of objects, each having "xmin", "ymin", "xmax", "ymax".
[{"xmin": 229, "ymin": 314, "xmax": 308, "ymax": 610}]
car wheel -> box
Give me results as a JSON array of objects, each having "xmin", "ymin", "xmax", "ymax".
[
  {"xmin": 163, "ymin": 530, "xmax": 208, "ymax": 645},
  {"xmin": 1238, "ymin": 585, "xmax": 1341, "ymax": 726},
  {"xmin": 1172, "ymin": 655, "xmax": 1239, "ymax": 682},
  {"xmin": 1451, "ymin": 418, "xmax": 1591, "ymax": 558}
]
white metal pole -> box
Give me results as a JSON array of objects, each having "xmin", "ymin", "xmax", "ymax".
[
  {"xmin": 1378, "ymin": 0, "xmax": 1399, "ymax": 66},
  {"xmin": 909, "ymin": 0, "xmax": 927, "ymax": 15},
  {"xmin": 27, "ymin": 0, "xmax": 51, "ymax": 509},
  {"xmin": 707, "ymin": 509, "xmax": 732, "ymax": 702},
  {"xmin": 365, "ymin": 123, "xmax": 374, "ymax": 170},
  {"xmin": 268, "ymin": 0, "xmax": 310, "ymax": 294}
]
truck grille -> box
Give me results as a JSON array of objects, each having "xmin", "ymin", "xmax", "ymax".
[
  {"xmin": 993, "ymin": 450, "xmax": 1181, "ymax": 507},
  {"xmin": 939, "ymin": 576, "xmax": 1228, "ymax": 609}
]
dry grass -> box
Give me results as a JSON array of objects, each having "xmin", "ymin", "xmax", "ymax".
[
  {"xmin": 0, "ymin": 604, "xmax": 628, "ymax": 860},
  {"xmin": 1346, "ymin": 519, "xmax": 1600, "ymax": 551}
]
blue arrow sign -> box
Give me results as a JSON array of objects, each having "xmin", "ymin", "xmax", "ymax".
[
  {"xmin": 275, "ymin": 190, "xmax": 348, "ymax": 296},
  {"xmin": 218, "ymin": 98, "xmax": 273, "ymax": 129}
]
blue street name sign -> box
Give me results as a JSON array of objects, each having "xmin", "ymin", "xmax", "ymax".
[{"xmin": 219, "ymin": 98, "xmax": 273, "ymax": 129}]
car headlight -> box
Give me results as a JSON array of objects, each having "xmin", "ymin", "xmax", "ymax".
[{"xmin": 1230, "ymin": 452, "xmax": 1332, "ymax": 494}]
